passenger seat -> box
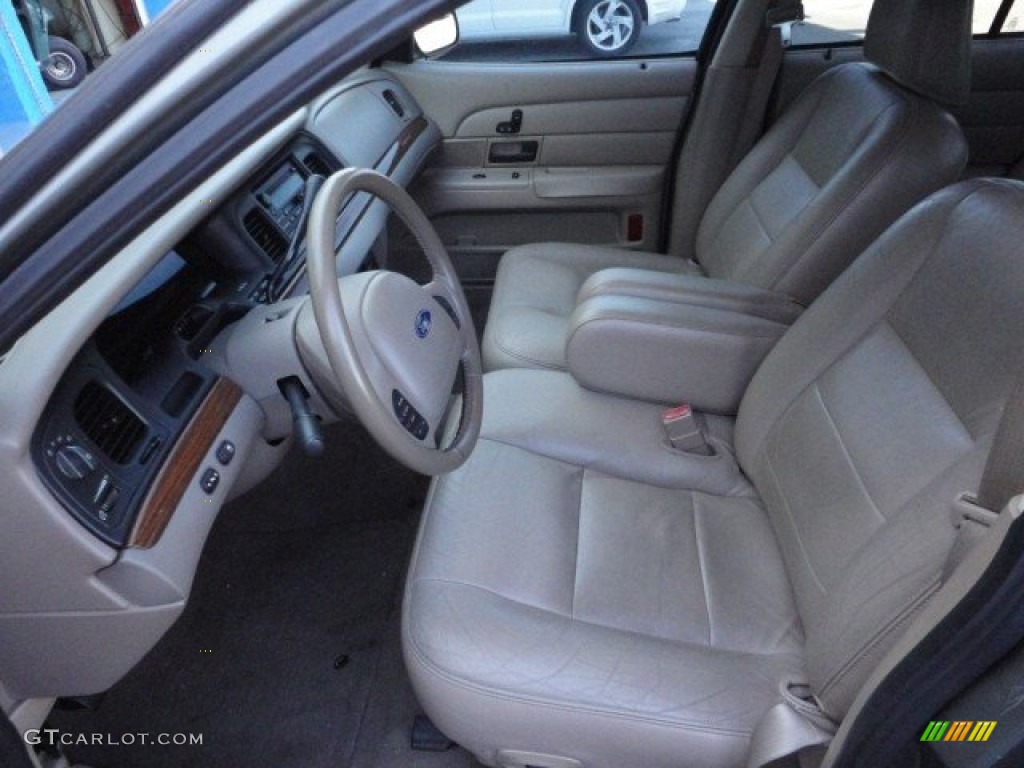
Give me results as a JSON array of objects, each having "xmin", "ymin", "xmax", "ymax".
[
  {"xmin": 406, "ymin": 176, "xmax": 1024, "ymax": 768},
  {"xmin": 482, "ymin": 0, "xmax": 971, "ymax": 372}
]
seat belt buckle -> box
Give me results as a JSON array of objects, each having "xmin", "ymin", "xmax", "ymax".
[
  {"xmin": 662, "ymin": 404, "xmax": 714, "ymax": 456},
  {"xmin": 951, "ymin": 492, "xmax": 1000, "ymax": 530}
]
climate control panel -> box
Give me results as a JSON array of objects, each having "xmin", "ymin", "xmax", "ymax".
[
  {"xmin": 32, "ymin": 352, "xmax": 207, "ymax": 548},
  {"xmin": 40, "ymin": 429, "xmax": 131, "ymax": 540}
]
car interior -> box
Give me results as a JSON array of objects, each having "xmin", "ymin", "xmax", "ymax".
[{"xmin": 2, "ymin": 0, "xmax": 1024, "ymax": 766}]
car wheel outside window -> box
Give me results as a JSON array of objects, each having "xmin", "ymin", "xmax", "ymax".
[
  {"xmin": 576, "ymin": 0, "xmax": 643, "ymax": 56},
  {"xmin": 42, "ymin": 37, "xmax": 87, "ymax": 90}
]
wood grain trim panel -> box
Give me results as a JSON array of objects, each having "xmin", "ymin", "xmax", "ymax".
[
  {"xmin": 130, "ymin": 378, "xmax": 242, "ymax": 549},
  {"xmin": 380, "ymin": 116, "xmax": 429, "ymax": 176}
]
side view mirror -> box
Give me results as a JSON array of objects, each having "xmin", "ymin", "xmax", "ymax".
[{"xmin": 413, "ymin": 13, "xmax": 459, "ymax": 58}]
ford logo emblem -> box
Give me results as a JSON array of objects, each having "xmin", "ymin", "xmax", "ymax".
[{"xmin": 415, "ymin": 309, "xmax": 432, "ymax": 339}]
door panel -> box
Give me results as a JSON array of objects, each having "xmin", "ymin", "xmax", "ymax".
[
  {"xmin": 454, "ymin": 97, "xmax": 684, "ymax": 142},
  {"xmin": 391, "ymin": 59, "xmax": 694, "ymax": 137},
  {"xmin": 386, "ymin": 58, "xmax": 696, "ymax": 287}
]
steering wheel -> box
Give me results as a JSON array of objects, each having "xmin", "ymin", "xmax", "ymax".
[{"xmin": 302, "ymin": 168, "xmax": 482, "ymax": 475}]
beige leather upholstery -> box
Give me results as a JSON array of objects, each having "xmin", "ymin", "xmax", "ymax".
[
  {"xmin": 693, "ymin": 65, "xmax": 965, "ymax": 305},
  {"xmin": 483, "ymin": 243, "xmax": 700, "ymax": 369},
  {"xmin": 863, "ymin": 0, "xmax": 973, "ymax": 107},
  {"xmin": 566, "ymin": 274, "xmax": 802, "ymax": 412},
  {"xmin": 576, "ymin": 268, "xmax": 804, "ymax": 321},
  {"xmin": 481, "ymin": 1, "xmax": 970, "ymax": 373},
  {"xmin": 404, "ymin": 179, "xmax": 1024, "ymax": 768}
]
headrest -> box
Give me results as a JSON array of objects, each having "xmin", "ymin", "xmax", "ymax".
[{"xmin": 864, "ymin": 0, "xmax": 972, "ymax": 106}]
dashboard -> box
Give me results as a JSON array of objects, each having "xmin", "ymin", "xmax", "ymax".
[
  {"xmin": 29, "ymin": 137, "xmax": 340, "ymax": 551},
  {"xmin": 0, "ymin": 69, "xmax": 440, "ymax": 701}
]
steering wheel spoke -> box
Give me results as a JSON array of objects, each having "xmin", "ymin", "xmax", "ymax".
[{"xmin": 425, "ymin": 277, "xmax": 469, "ymax": 332}]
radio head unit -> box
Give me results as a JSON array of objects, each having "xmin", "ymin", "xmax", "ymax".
[{"xmin": 256, "ymin": 160, "xmax": 307, "ymax": 240}]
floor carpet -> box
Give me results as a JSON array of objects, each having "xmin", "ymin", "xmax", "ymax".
[{"xmin": 49, "ymin": 423, "xmax": 481, "ymax": 768}]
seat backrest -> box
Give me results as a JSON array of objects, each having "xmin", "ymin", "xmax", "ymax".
[
  {"xmin": 735, "ymin": 179, "xmax": 1024, "ymax": 719},
  {"xmin": 695, "ymin": 0, "xmax": 972, "ymax": 306}
]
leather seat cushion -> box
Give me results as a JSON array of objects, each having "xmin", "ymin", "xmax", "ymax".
[
  {"xmin": 404, "ymin": 399, "xmax": 805, "ymax": 767},
  {"xmin": 477, "ymin": 368, "xmax": 754, "ymax": 496},
  {"xmin": 481, "ymin": 243, "xmax": 698, "ymax": 371}
]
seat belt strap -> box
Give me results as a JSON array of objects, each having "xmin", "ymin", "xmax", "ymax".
[
  {"xmin": 731, "ymin": 24, "xmax": 785, "ymax": 169},
  {"xmin": 748, "ymin": 683, "xmax": 837, "ymax": 768},
  {"xmin": 977, "ymin": 366, "xmax": 1024, "ymax": 513}
]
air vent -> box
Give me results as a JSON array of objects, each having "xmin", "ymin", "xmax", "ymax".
[
  {"xmin": 243, "ymin": 208, "xmax": 288, "ymax": 263},
  {"xmin": 74, "ymin": 382, "xmax": 147, "ymax": 465},
  {"xmin": 302, "ymin": 150, "xmax": 332, "ymax": 178},
  {"xmin": 382, "ymin": 89, "xmax": 406, "ymax": 118}
]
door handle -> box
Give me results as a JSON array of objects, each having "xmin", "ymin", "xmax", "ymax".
[{"xmin": 489, "ymin": 140, "xmax": 538, "ymax": 164}]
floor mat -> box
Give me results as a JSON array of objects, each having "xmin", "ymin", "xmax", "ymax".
[{"xmin": 49, "ymin": 423, "xmax": 480, "ymax": 768}]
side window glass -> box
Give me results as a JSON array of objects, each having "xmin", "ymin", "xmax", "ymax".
[
  {"xmin": 444, "ymin": 0, "xmax": 718, "ymax": 62},
  {"xmin": 790, "ymin": 1, "xmax": 871, "ymax": 47}
]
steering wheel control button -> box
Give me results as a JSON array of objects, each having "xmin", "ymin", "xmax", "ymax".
[
  {"xmin": 55, "ymin": 443, "xmax": 98, "ymax": 481},
  {"xmin": 392, "ymin": 390, "xmax": 430, "ymax": 441},
  {"xmin": 216, "ymin": 440, "xmax": 236, "ymax": 466},
  {"xmin": 200, "ymin": 468, "xmax": 221, "ymax": 495}
]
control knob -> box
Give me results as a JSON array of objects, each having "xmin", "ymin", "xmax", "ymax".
[{"xmin": 55, "ymin": 443, "xmax": 98, "ymax": 481}]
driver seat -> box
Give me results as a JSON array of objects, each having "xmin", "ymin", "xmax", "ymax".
[{"xmin": 403, "ymin": 179, "xmax": 1024, "ymax": 768}]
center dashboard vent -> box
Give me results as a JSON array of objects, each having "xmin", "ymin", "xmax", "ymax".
[
  {"xmin": 243, "ymin": 208, "xmax": 288, "ymax": 263},
  {"xmin": 302, "ymin": 150, "xmax": 333, "ymax": 178},
  {"xmin": 73, "ymin": 381, "xmax": 147, "ymax": 464}
]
